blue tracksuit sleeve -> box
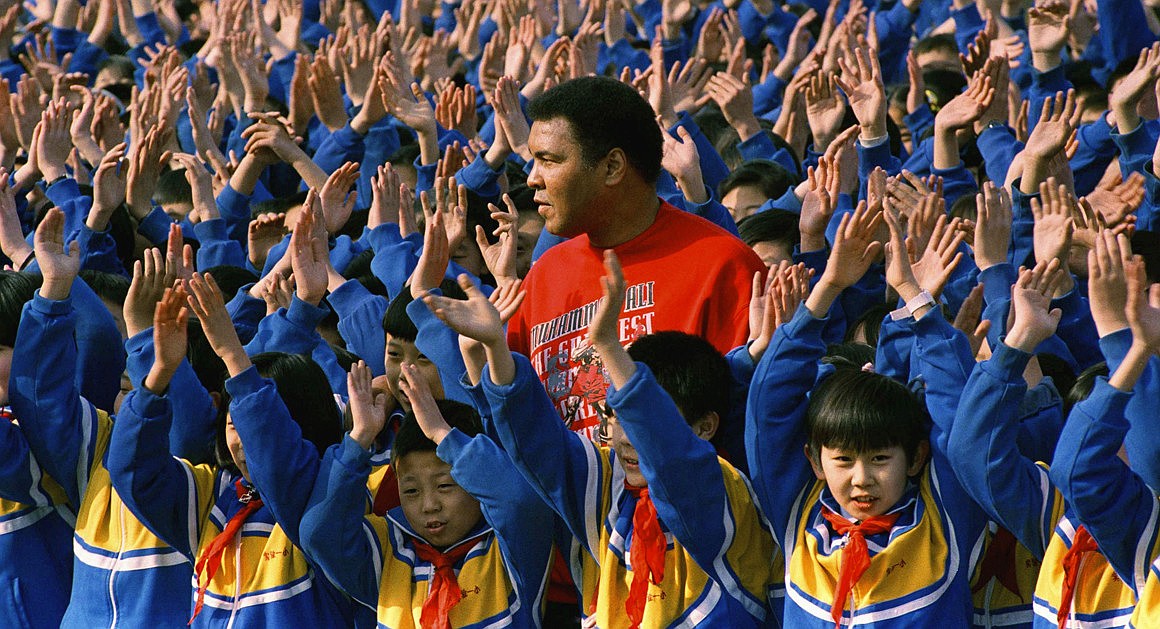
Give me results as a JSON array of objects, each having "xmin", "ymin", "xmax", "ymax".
[
  {"xmin": 43, "ymin": 178, "xmax": 90, "ymax": 239},
  {"xmin": 244, "ymin": 296, "xmax": 348, "ymax": 395},
  {"xmin": 74, "ymin": 224, "xmax": 129, "ymax": 276},
  {"xmin": 948, "ymin": 341, "xmax": 1060, "ymax": 558},
  {"xmin": 1050, "ymin": 379, "xmax": 1157, "ymax": 593},
  {"xmin": 1071, "ymin": 116, "xmax": 1117, "ymax": 195},
  {"xmin": 874, "ymin": 315, "xmax": 915, "ymax": 383},
  {"xmin": 977, "ymin": 125, "xmax": 1023, "ymax": 187},
  {"xmin": 1094, "ymin": 0, "xmax": 1157, "ymax": 81},
  {"xmin": 908, "ymin": 309, "xmax": 976, "ymax": 456},
  {"xmin": 1008, "ymin": 180, "xmax": 1038, "ymax": 268},
  {"xmin": 370, "ymin": 233, "xmax": 421, "ymax": 299},
  {"xmin": 481, "ymin": 352, "xmax": 607, "ymax": 557},
  {"xmin": 1027, "ymin": 65, "xmax": 1072, "ymax": 131},
  {"xmin": 225, "ymin": 285, "xmax": 267, "ymax": 344},
  {"xmin": 436, "ymin": 428, "xmax": 554, "ymax": 603},
  {"xmin": 8, "ymin": 292, "xmax": 101, "ymax": 507},
  {"xmin": 1049, "ymin": 286, "xmax": 1101, "ymax": 370},
  {"xmin": 405, "ymin": 292, "xmax": 472, "ymax": 406},
  {"xmin": 228, "ymin": 365, "xmax": 331, "ymax": 548},
  {"xmin": 745, "ymin": 303, "xmax": 829, "ymax": 537},
  {"xmin": 301, "ymin": 437, "xmax": 381, "ymax": 606},
  {"xmin": 1098, "ymin": 328, "xmax": 1160, "ymax": 494},
  {"xmin": 951, "ymin": 3, "xmax": 985, "ymax": 54},
  {"xmin": 124, "ymin": 329, "xmax": 217, "ymax": 463},
  {"xmin": 456, "ymin": 153, "xmax": 503, "ymax": 199},
  {"xmin": 106, "ymin": 388, "xmax": 203, "ymax": 559},
  {"xmin": 71, "ymin": 276, "xmax": 127, "ymax": 412},
  {"xmin": 1112, "ymin": 121, "xmax": 1159, "ymax": 178},
  {"xmin": 327, "ymin": 280, "xmax": 388, "ymax": 376},
  {"xmin": 0, "ymin": 420, "xmax": 52, "ymax": 506},
  {"xmin": 193, "ymin": 218, "xmax": 247, "ymax": 270}
]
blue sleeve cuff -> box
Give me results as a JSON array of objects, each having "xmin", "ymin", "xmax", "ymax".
[{"xmin": 31, "ymin": 291, "xmax": 73, "ymax": 313}]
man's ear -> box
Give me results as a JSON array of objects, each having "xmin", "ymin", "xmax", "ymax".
[
  {"xmin": 805, "ymin": 444, "xmax": 825, "ymax": 480},
  {"xmin": 603, "ymin": 148, "xmax": 628, "ymax": 186},
  {"xmin": 907, "ymin": 440, "xmax": 931, "ymax": 476},
  {"xmin": 691, "ymin": 411, "xmax": 719, "ymax": 441}
]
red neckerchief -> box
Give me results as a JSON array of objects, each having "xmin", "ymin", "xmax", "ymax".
[
  {"xmin": 190, "ymin": 479, "xmax": 263, "ymax": 624},
  {"xmin": 971, "ymin": 526, "xmax": 1023, "ymax": 600},
  {"xmin": 411, "ymin": 533, "xmax": 488, "ymax": 629},
  {"xmin": 1058, "ymin": 525, "xmax": 1099, "ymax": 629},
  {"xmin": 623, "ymin": 483, "xmax": 665, "ymax": 629},
  {"xmin": 820, "ymin": 507, "xmax": 901, "ymax": 629}
]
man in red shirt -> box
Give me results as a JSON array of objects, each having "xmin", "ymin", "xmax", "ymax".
[{"xmin": 506, "ymin": 76, "xmax": 765, "ymax": 437}]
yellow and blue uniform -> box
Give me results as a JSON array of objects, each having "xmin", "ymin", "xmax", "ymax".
[
  {"xmin": 749, "ymin": 304, "xmax": 990, "ymax": 627},
  {"xmin": 10, "ymin": 292, "xmax": 196, "ymax": 627},
  {"xmin": 953, "ymin": 338, "xmax": 1143, "ymax": 628},
  {"xmin": 1131, "ymin": 556, "xmax": 1160, "ymax": 628},
  {"xmin": 105, "ymin": 376, "xmax": 355, "ymax": 628},
  {"xmin": 299, "ymin": 428, "xmax": 555, "ymax": 628},
  {"xmin": 483, "ymin": 353, "xmax": 779, "ymax": 628},
  {"xmin": 0, "ymin": 415, "xmax": 75, "ymax": 629}
]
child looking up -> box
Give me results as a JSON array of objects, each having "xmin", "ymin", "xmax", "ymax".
[{"xmin": 425, "ymin": 254, "xmax": 780, "ymax": 628}]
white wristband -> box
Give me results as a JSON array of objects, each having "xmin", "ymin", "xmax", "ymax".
[{"xmin": 889, "ymin": 290, "xmax": 935, "ymax": 321}]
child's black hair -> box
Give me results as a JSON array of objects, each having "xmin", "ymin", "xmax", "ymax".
[
  {"xmin": 392, "ymin": 399, "xmax": 483, "ymax": 463},
  {"xmin": 79, "ymin": 270, "xmax": 131, "ymax": 307},
  {"xmin": 717, "ymin": 159, "xmax": 798, "ymax": 205},
  {"xmin": 201, "ymin": 266, "xmax": 259, "ymax": 302},
  {"xmin": 626, "ymin": 332, "xmax": 730, "ymax": 429},
  {"xmin": 341, "ymin": 249, "xmax": 389, "ymax": 297},
  {"xmin": 251, "ymin": 191, "xmax": 308, "ymax": 219},
  {"xmin": 806, "ymin": 369, "xmax": 930, "ymax": 465},
  {"xmin": 214, "ymin": 352, "xmax": 343, "ymax": 472},
  {"xmin": 737, "ymin": 209, "xmax": 801, "ymax": 251},
  {"xmin": 1066, "ymin": 361, "xmax": 1108, "ymax": 416},
  {"xmin": 153, "ymin": 169, "xmax": 193, "ymax": 209},
  {"xmin": 844, "ymin": 303, "xmax": 893, "ymax": 347},
  {"xmin": 921, "ymin": 69, "xmax": 969, "ymax": 114},
  {"xmin": 383, "ymin": 278, "xmax": 468, "ymax": 342},
  {"xmin": 0, "ymin": 272, "xmax": 39, "ymax": 346},
  {"xmin": 823, "ymin": 342, "xmax": 876, "ymax": 370},
  {"xmin": 1131, "ymin": 230, "xmax": 1160, "ymax": 283},
  {"xmin": 1035, "ymin": 353, "xmax": 1076, "ymax": 404}
]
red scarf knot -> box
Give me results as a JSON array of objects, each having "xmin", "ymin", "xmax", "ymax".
[
  {"xmin": 1058, "ymin": 525, "xmax": 1099, "ymax": 629},
  {"xmin": 820, "ymin": 507, "xmax": 901, "ymax": 629},
  {"xmin": 624, "ymin": 483, "xmax": 666, "ymax": 629},
  {"xmin": 189, "ymin": 479, "xmax": 263, "ymax": 624},
  {"xmin": 411, "ymin": 533, "xmax": 487, "ymax": 629}
]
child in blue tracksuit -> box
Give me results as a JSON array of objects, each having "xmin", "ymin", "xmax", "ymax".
[
  {"xmin": 747, "ymin": 203, "xmax": 990, "ymax": 627},
  {"xmin": 299, "ymin": 358, "xmax": 554, "ymax": 628},
  {"xmin": 9, "ymin": 210, "xmax": 197, "ymax": 628},
  {"xmin": 1047, "ymin": 248, "xmax": 1160, "ymax": 628},
  {"xmin": 106, "ymin": 274, "xmax": 353, "ymax": 627},
  {"xmin": 950, "ymin": 248, "xmax": 1146, "ymax": 629},
  {"xmin": 426, "ymin": 260, "xmax": 779, "ymax": 628},
  {"xmin": 0, "ymin": 271, "xmax": 74, "ymax": 629}
]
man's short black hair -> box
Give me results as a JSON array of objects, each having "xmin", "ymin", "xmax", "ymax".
[
  {"xmin": 527, "ymin": 76, "xmax": 663, "ymax": 183},
  {"xmin": 737, "ymin": 209, "xmax": 801, "ymax": 251},
  {"xmin": 718, "ymin": 159, "xmax": 798, "ymax": 205},
  {"xmin": 626, "ymin": 331, "xmax": 730, "ymax": 427}
]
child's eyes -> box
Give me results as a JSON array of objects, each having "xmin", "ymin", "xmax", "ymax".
[
  {"xmin": 437, "ymin": 483, "xmax": 456, "ymax": 491},
  {"xmin": 400, "ymin": 488, "xmax": 418, "ymax": 496}
]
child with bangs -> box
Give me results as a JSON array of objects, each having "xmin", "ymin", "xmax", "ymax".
[
  {"xmin": 746, "ymin": 201, "xmax": 991, "ymax": 627},
  {"xmin": 424, "ymin": 253, "xmax": 781, "ymax": 628}
]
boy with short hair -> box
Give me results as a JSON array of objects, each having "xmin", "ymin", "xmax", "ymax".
[
  {"xmin": 746, "ymin": 202, "xmax": 991, "ymax": 626},
  {"xmin": 299, "ymin": 360, "xmax": 555, "ymax": 628},
  {"xmin": 425, "ymin": 255, "xmax": 779, "ymax": 627}
]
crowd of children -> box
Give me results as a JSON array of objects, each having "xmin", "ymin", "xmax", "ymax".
[{"xmin": 2, "ymin": 0, "xmax": 1160, "ymax": 627}]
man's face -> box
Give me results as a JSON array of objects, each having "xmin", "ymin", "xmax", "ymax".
[
  {"xmin": 722, "ymin": 184, "xmax": 768, "ymax": 222},
  {"xmin": 808, "ymin": 443, "xmax": 927, "ymax": 520},
  {"xmin": 382, "ymin": 335, "xmax": 444, "ymax": 411},
  {"xmin": 527, "ymin": 118, "xmax": 602, "ymax": 238},
  {"xmin": 396, "ymin": 451, "xmax": 483, "ymax": 548}
]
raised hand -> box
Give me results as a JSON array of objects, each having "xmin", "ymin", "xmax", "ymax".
[
  {"xmin": 308, "ymin": 53, "xmax": 349, "ymax": 132},
  {"xmin": 476, "ymin": 193, "xmax": 519, "ymax": 286},
  {"xmin": 126, "ymin": 126, "xmax": 174, "ymax": 220},
  {"xmin": 348, "ymin": 360, "xmax": 389, "ymax": 450},
  {"xmin": 291, "ymin": 190, "xmax": 332, "ymax": 306},
  {"xmin": 248, "ymin": 212, "xmax": 288, "ymax": 271},
  {"xmin": 87, "ymin": 143, "xmax": 127, "ymax": 232},
  {"xmin": 171, "ymin": 153, "xmax": 217, "ymax": 224},
  {"xmin": 399, "ymin": 361, "xmax": 452, "ymax": 443},
  {"xmin": 934, "ymin": 68, "xmax": 995, "ymax": 132},
  {"xmin": 144, "ymin": 284, "xmax": 190, "ymax": 395},
  {"xmin": 660, "ymin": 124, "xmax": 707, "ymax": 204},
  {"xmin": 1112, "ymin": 42, "xmax": 1160, "ymax": 134},
  {"xmin": 706, "ymin": 70, "xmax": 761, "ymax": 141},
  {"xmin": 834, "ymin": 41, "xmax": 887, "ymax": 140},
  {"xmin": 1020, "ymin": 89, "xmax": 1080, "ymax": 193},
  {"xmin": 1028, "ymin": 0, "xmax": 1070, "ymax": 69},
  {"xmin": 804, "ymin": 70, "xmax": 846, "ymax": 151},
  {"xmin": 319, "ymin": 161, "xmax": 360, "ymax": 234},
  {"xmin": 125, "ymin": 248, "xmax": 173, "ymax": 336},
  {"xmin": 34, "ymin": 208, "xmax": 81, "ymax": 301},
  {"xmin": 423, "ymin": 273, "xmax": 513, "ymax": 346},
  {"xmin": 973, "ymin": 181, "xmax": 1012, "ymax": 271},
  {"xmin": 909, "ymin": 215, "xmax": 966, "ymax": 300},
  {"xmin": 1088, "ymin": 230, "xmax": 1132, "ymax": 337},
  {"xmin": 185, "ymin": 272, "xmax": 250, "ymax": 376},
  {"xmin": 409, "ymin": 194, "xmax": 451, "ymax": 298},
  {"xmin": 1005, "ymin": 259, "xmax": 1066, "ymax": 352},
  {"xmin": 953, "ymin": 283, "xmax": 991, "ymax": 358},
  {"xmin": 1030, "ymin": 177, "xmax": 1075, "ymax": 293},
  {"xmin": 799, "ymin": 155, "xmax": 839, "ymax": 253},
  {"xmin": 811, "ymin": 200, "xmax": 884, "ymax": 316},
  {"xmin": 1125, "ymin": 254, "xmax": 1160, "ymax": 352}
]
